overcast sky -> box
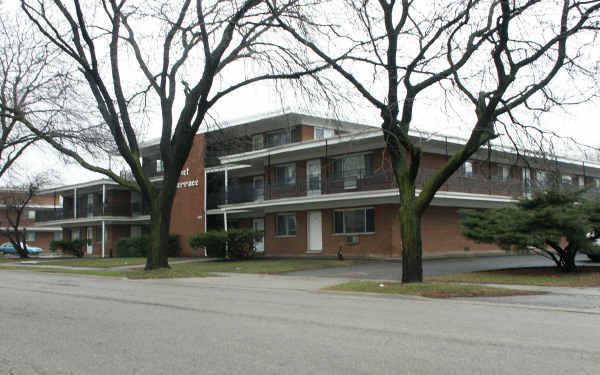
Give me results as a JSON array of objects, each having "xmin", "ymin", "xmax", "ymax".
[{"xmin": 3, "ymin": 0, "xmax": 600, "ymax": 187}]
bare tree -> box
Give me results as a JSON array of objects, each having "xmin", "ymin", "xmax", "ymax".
[
  {"xmin": 273, "ymin": 0, "xmax": 600, "ymax": 282},
  {"xmin": 13, "ymin": 0, "xmax": 325, "ymax": 269},
  {"xmin": 0, "ymin": 174, "xmax": 51, "ymax": 258}
]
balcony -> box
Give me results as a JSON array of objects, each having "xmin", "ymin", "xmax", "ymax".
[
  {"xmin": 36, "ymin": 202, "xmax": 150, "ymax": 222},
  {"xmin": 206, "ymin": 167, "xmax": 600, "ymax": 210}
]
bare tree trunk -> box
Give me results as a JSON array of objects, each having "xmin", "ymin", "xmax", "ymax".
[
  {"xmin": 400, "ymin": 206, "xmax": 424, "ymax": 283},
  {"xmin": 146, "ymin": 200, "xmax": 162, "ymax": 270}
]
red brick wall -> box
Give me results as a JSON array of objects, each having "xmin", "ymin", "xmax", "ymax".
[
  {"xmin": 263, "ymin": 204, "xmax": 499, "ymax": 257},
  {"xmin": 170, "ymin": 134, "xmax": 206, "ymax": 256},
  {"xmin": 264, "ymin": 211, "xmax": 307, "ymax": 255},
  {"xmin": 297, "ymin": 125, "xmax": 314, "ymax": 141}
]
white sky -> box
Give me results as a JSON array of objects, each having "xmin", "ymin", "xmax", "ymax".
[{"xmin": 2, "ymin": 0, "xmax": 600, "ymax": 187}]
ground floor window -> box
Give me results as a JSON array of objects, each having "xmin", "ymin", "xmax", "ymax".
[
  {"xmin": 334, "ymin": 208, "xmax": 375, "ymax": 234},
  {"xmin": 25, "ymin": 231, "xmax": 36, "ymax": 242},
  {"xmin": 276, "ymin": 214, "xmax": 297, "ymax": 236},
  {"xmin": 54, "ymin": 231, "xmax": 63, "ymax": 241}
]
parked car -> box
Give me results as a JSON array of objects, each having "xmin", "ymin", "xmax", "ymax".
[{"xmin": 0, "ymin": 242, "xmax": 43, "ymax": 255}]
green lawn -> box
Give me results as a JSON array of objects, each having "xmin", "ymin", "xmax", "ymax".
[
  {"xmin": 427, "ymin": 266, "xmax": 600, "ymax": 287},
  {"xmin": 325, "ymin": 281, "xmax": 543, "ymax": 298},
  {"xmin": 0, "ymin": 258, "xmax": 365, "ymax": 279},
  {"xmin": 0, "ymin": 258, "xmax": 18, "ymax": 263},
  {"xmin": 36, "ymin": 257, "xmax": 178, "ymax": 268}
]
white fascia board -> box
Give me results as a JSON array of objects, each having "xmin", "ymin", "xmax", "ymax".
[
  {"xmin": 34, "ymin": 215, "xmax": 151, "ymax": 227},
  {"xmin": 39, "ymin": 179, "xmax": 120, "ymax": 195},
  {"xmin": 219, "ymin": 130, "xmax": 382, "ymax": 164},
  {"xmin": 205, "ymin": 164, "xmax": 253, "ymax": 173},
  {"xmin": 0, "ymin": 203, "xmax": 63, "ymax": 209},
  {"xmin": 1, "ymin": 226, "xmax": 62, "ymax": 232},
  {"xmin": 217, "ymin": 189, "xmax": 515, "ymax": 211}
]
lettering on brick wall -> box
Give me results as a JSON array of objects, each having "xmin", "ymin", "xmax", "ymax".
[{"xmin": 177, "ymin": 179, "xmax": 199, "ymax": 189}]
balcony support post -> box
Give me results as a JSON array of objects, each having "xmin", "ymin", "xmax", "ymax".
[
  {"xmin": 101, "ymin": 220, "xmax": 106, "ymax": 258},
  {"xmin": 224, "ymin": 165, "xmax": 229, "ymax": 204}
]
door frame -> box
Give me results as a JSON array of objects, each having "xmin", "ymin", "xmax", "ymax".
[
  {"xmin": 307, "ymin": 210, "xmax": 323, "ymax": 252},
  {"xmin": 253, "ymin": 218, "xmax": 265, "ymax": 253}
]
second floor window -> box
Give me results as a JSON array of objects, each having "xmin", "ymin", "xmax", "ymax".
[
  {"xmin": 274, "ymin": 164, "xmax": 296, "ymax": 186},
  {"xmin": 27, "ymin": 210, "xmax": 36, "ymax": 220},
  {"xmin": 332, "ymin": 154, "xmax": 372, "ymax": 179},
  {"xmin": 252, "ymin": 134, "xmax": 264, "ymax": 150}
]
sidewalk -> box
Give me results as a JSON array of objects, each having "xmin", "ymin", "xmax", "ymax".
[{"xmin": 0, "ymin": 258, "xmax": 215, "ymax": 271}]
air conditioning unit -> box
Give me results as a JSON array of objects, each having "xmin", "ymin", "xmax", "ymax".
[{"xmin": 346, "ymin": 235, "xmax": 359, "ymax": 244}]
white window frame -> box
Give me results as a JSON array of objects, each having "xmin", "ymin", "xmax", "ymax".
[
  {"xmin": 333, "ymin": 207, "xmax": 375, "ymax": 235},
  {"xmin": 156, "ymin": 159, "xmax": 164, "ymax": 173},
  {"xmin": 275, "ymin": 213, "xmax": 297, "ymax": 237},
  {"xmin": 27, "ymin": 210, "xmax": 36, "ymax": 220}
]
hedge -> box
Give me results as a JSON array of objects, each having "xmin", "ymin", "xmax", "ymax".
[
  {"xmin": 188, "ymin": 229, "xmax": 263, "ymax": 259},
  {"xmin": 115, "ymin": 235, "xmax": 182, "ymax": 258},
  {"xmin": 49, "ymin": 239, "xmax": 89, "ymax": 258}
]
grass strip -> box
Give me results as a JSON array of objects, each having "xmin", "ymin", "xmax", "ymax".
[
  {"xmin": 427, "ymin": 266, "xmax": 600, "ymax": 287},
  {"xmin": 1, "ymin": 259, "xmax": 365, "ymax": 279},
  {"xmin": 325, "ymin": 281, "xmax": 543, "ymax": 298}
]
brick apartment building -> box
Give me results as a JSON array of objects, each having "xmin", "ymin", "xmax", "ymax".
[
  {"xmin": 34, "ymin": 111, "xmax": 600, "ymax": 257},
  {"xmin": 0, "ymin": 189, "xmax": 61, "ymax": 251}
]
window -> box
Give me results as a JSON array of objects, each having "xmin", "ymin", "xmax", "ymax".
[
  {"xmin": 535, "ymin": 171, "xmax": 550, "ymax": 188},
  {"xmin": 265, "ymin": 128, "xmax": 296, "ymax": 148},
  {"xmin": 334, "ymin": 208, "xmax": 375, "ymax": 234},
  {"xmin": 25, "ymin": 231, "xmax": 36, "ymax": 242},
  {"xmin": 314, "ymin": 127, "xmax": 335, "ymax": 140},
  {"xmin": 252, "ymin": 134, "xmax": 264, "ymax": 150},
  {"xmin": 274, "ymin": 164, "xmax": 296, "ymax": 186},
  {"xmin": 498, "ymin": 165, "xmax": 510, "ymax": 181},
  {"xmin": 276, "ymin": 214, "xmax": 296, "ymax": 236},
  {"xmin": 561, "ymin": 174, "xmax": 573, "ymax": 184},
  {"xmin": 54, "ymin": 231, "xmax": 63, "ymax": 241},
  {"xmin": 332, "ymin": 154, "xmax": 372, "ymax": 188},
  {"xmin": 463, "ymin": 161, "xmax": 474, "ymax": 177},
  {"xmin": 72, "ymin": 230, "xmax": 81, "ymax": 240},
  {"xmin": 595, "ymin": 178, "xmax": 600, "ymax": 191},
  {"xmin": 27, "ymin": 210, "xmax": 36, "ymax": 220},
  {"xmin": 578, "ymin": 176, "xmax": 585, "ymax": 187},
  {"xmin": 156, "ymin": 159, "xmax": 164, "ymax": 173}
]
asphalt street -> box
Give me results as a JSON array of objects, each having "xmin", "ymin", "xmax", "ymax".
[
  {"xmin": 284, "ymin": 254, "xmax": 599, "ymax": 280},
  {"xmin": 1, "ymin": 270, "xmax": 599, "ymax": 374}
]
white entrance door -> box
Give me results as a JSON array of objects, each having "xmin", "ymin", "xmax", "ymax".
[
  {"xmin": 306, "ymin": 159, "xmax": 321, "ymax": 195},
  {"xmin": 307, "ymin": 211, "xmax": 323, "ymax": 252},
  {"xmin": 86, "ymin": 227, "xmax": 93, "ymax": 255},
  {"xmin": 253, "ymin": 218, "xmax": 264, "ymax": 252}
]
